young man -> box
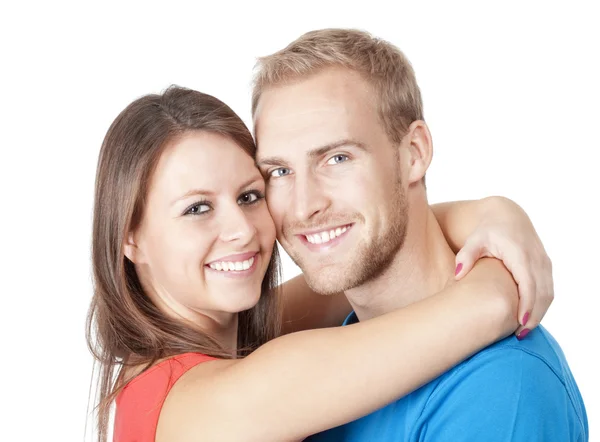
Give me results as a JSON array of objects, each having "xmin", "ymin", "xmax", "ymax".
[{"xmin": 252, "ymin": 28, "xmax": 588, "ymax": 441}]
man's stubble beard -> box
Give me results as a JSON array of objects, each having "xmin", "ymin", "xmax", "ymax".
[{"xmin": 283, "ymin": 174, "xmax": 409, "ymax": 295}]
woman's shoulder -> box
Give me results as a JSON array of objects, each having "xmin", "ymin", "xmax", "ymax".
[
  {"xmin": 114, "ymin": 352, "xmax": 221, "ymax": 442},
  {"xmin": 124, "ymin": 353, "xmax": 217, "ymax": 388}
]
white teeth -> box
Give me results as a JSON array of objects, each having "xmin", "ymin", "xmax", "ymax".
[
  {"xmin": 209, "ymin": 256, "xmax": 256, "ymax": 272},
  {"xmin": 305, "ymin": 225, "xmax": 349, "ymax": 244}
]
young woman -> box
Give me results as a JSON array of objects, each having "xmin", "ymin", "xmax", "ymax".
[{"xmin": 87, "ymin": 86, "xmax": 553, "ymax": 441}]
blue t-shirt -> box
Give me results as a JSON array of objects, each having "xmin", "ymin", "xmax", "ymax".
[{"xmin": 307, "ymin": 313, "xmax": 588, "ymax": 442}]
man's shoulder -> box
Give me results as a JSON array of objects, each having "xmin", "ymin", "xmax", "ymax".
[
  {"xmin": 426, "ymin": 325, "xmax": 586, "ymax": 427},
  {"xmin": 474, "ymin": 325, "xmax": 568, "ymax": 375},
  {"xmin": 419, "ymin": 326, "xmax": 588, "ymax": 440},
  {"xmin": 436, "ymin": 325, "xmax": 568, "ymax": 386}
]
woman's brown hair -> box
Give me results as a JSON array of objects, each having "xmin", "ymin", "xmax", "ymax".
[{"xmin": 86, "ymin": 86, "xmax": 281, "ymax": 441}]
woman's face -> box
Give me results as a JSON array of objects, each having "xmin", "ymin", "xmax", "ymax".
[{"xmin": 127, "ymin": 131, "xmax": 275, "ymax": 324}]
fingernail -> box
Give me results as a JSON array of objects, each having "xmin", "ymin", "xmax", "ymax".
[
  {"xmin": 455, "ymin": 263, "xmax": 463, "ymax": 276},
  {"xmin": 517, "ymin": 328, "xmax": 530, "ymax": 341},
  {"xmin": 522, "ymin": 312, "xmax": 530, "ymax": 325}
]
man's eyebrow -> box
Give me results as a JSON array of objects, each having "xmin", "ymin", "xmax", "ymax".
[
  {"xmin": 255, "ymin": 156, "xmax": 289, "ymax": 168},
  {"xmin": 307, "ymin": 139, "xmax": 367, "ymax": 159},
  {"xmin": 256, "ymin": 139, "xmax": 367, "ymax": 168}
]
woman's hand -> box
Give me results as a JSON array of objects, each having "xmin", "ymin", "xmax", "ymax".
[{"xmin": 451, "ymin": 197, "xmax": 553, "ymax": 339}]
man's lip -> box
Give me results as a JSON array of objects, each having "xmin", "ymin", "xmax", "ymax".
[
  {"xmin": 296, "ymin": 224, "xmax": 353, "ymax": 251},
  {"xmin": 296, "ymin": 223, "xmax": 354, "ymax": 237},
  {"xmin": 206, "ymin": 251, "xmax": 258, "ymax": 264}
]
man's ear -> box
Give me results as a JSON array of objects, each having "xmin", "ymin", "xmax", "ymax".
[
  {"xmin": 401, "ymin": 120, "xmax": 433, "ymax": 185},
  {"xmin": 123, "ymin": 232, "xmax": 140, "ymax": 264}
]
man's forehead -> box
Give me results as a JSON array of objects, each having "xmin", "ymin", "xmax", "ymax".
[
  {"xmin": 255, "ymin": 80, "xmax": 376, "ymax": 159},
  {"xmin": 255, "ymin": 107, "xmax": 355, "ymax": 162}
]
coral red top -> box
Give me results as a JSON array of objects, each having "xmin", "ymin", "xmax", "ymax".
[{"xmin": 113, "ymin": 352, "xmax": 217, "ymax": 442}]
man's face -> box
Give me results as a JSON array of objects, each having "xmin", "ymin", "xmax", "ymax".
[{"xmin": 255, "ymin": 68, "xmax": 409, "ymax": 294}]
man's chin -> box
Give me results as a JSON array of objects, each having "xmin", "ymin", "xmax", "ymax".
[
  {"xmin": 303, "ymin": 269, "xmax": 353, "ymax": 295},
  {"xmin": 287, "ymin": 249, "xmax": 355, "ymax": 292}
]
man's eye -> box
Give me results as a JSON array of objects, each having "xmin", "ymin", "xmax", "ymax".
[
  {"xmin": 270, "ymin": 168, "xmax": 291, "ymax": 178},
  {"xmin": 326, "ymin": 154, "xmax": 349, "ymax": 165},
  {"xmin": 185, "ymin": 203, "xmax": 211, "ymax": 215}
]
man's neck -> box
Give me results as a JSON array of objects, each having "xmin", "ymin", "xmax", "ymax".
[{"xmin": 345, "ymin": 206, "xmax": 456, "ymax": 321}]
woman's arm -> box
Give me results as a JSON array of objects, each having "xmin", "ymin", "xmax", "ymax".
[
  {"xmin": 157, "ymin": 258, "xmax": 519, "ymax": 442},
  {"xmin": 280, "ymin": 274, "xmax": 351, "ymax": 334},
  {"xmin": 432, "ymin": 196, "xmax": 533, "ymax": 254},
  {"xmin": 280, "ymin": 196, "xmax": 553, "ymax": 336},
  {"xmin": 432, "ymin": 196, "xmax": 553, "ymax": 334}
]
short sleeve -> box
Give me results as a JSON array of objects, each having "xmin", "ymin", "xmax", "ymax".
[{"xmin": 418, "ymin": 348, "xmax": 585, "ymax": 442}]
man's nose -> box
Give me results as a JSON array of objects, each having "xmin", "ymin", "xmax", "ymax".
[{"xmin": 292, "ymin": 174, "xmax": 331, "ymax": 222}]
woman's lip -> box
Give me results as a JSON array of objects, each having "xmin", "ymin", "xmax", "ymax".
[
  {"xmin": 205, "ymin": 254, "xmax": 259, "ymax": 278},
  {"xmin": 206, "ymin": 251, "xmax": 258, "ymax": 265}
]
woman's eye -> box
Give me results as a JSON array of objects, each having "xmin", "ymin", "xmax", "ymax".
[
  {"xmin": 326, "ymin": 154, "xmax": 349, "ymax": 165},
  {"xmin": 185, "ymin": 203, "xmax": 211, "ymax": 215},
  {"xmin": 238, "ymin": 191, "xmax": 263, "ymax": 205},
  {"xmin": 270, "ymin": 168, "xmax": 291, "ymax": 178}
]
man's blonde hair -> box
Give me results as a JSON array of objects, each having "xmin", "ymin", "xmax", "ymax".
[{"xmin": 252, "ymin": 28, "xmax": 424, "ymax": 144}]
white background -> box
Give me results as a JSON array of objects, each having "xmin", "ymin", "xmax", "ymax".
[{"xmin": 1, "ymin": 1, "xmax": 598, "ymax": 440}]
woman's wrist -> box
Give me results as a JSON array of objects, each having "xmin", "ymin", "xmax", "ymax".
[{"xmin": 459, "ymin": 258, "xmax": 519, "ymax": 338}]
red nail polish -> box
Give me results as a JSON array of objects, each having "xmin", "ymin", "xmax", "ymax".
[
  {"xmin": 522, "ymin": 312, "xmax": 530, "ymax": 325},
  {"xmin": 455, "ymin": 263, "xmax": 463, "ymax": 276},
  {"xmin": 517, "ymin": 328, "xmax": 530, "ymax": 341}
]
